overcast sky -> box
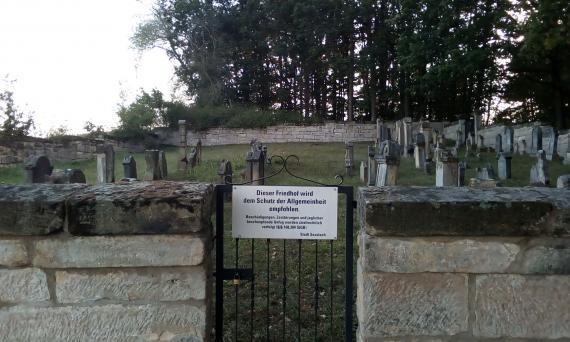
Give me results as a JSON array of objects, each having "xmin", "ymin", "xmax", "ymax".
[{"xmin": 0, "ymin": 0, "xmax": 175, "ymax": 136}]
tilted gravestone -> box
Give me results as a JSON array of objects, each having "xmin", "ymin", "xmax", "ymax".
[
  {"xmin": 367, "ymin": 145, "xmax": 376, "ymax": 186},
  {"xmin": 497, "ymin": 152, "xmax": 512, "ymax": 180},
  {"xmin": 435, "ymin": 149, "xmax": 458, "ymax": 187},
  {"xmin": 96, "ymin": 144, "xmax": 115, "ymax": 183},
  {"xmin": 24, "ymin": 155, "xmax": 53, "ymax": 183},
  {"xmin": 375, "ymin": 140, "xmax": 400, "ymax": 186},
  {"xmin": 557, "ymin": 175, "xmax": 570, "ymax": 189},
  {"xmin": 345, "ymin": 142, "xmax": 354, "ymax": 177},
  {"xmin": 122, "ymin": 155, "xmax": 137, "ymax": 179},
  {"xmin": 530, "ymin": 150, "xmax": 549, "ymax": 186}
]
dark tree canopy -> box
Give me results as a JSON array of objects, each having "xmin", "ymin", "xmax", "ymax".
[{"xmin": 134, "ymin": 0, "xmax": 570, "ymax": 128}]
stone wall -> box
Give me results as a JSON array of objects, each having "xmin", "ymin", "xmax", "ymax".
[
  {"xmin": 0, "ymin": 137, "xmax": 144, "ymax": 167},
  {"xmin": 154, "ymin": 122, "xmax": 379, "ymax": 146},
  {"xmin": 358, "ymin": 187, "xmax": 570, "ymax": 341},
  {"xmin": 0, "ymin": 182, "xmax": 214, "ymax": 341}
]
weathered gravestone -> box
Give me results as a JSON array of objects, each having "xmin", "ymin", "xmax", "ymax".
[
  {"xmin": 246, "ymin": 148, "xmax": 265, "ymax": 185},
  {"xmin": 122, "ymin": 155, "xmax": 137, "ymax": 179},
  {"xmin": 531, "ymin": 125, "xmax": 542, "ymax": 153},
  {"xmin": 196, "ymin": 139, "xmax": 202, "ymax": 165},
  {"xmin": 498, "ymin": 152, "xmax": 512, "ymax": 180},
  {"xmin": 414, "ymin": 133, "xmax": 426, "ymax": 169},
  {"xmin": 541, "ymin": 126, "xmax": 557, "ymax": 160},
  {"xmin": 360, "ymin": 161, "xmax": 368, "ymax": 184},
  {"xmin": 188, "ymin": 147, "xmax": 198, "ymax": 170},
  {"xmin": 517, "ymin": 138, "xmax": 527, "ymax": 155},
  {"xmin": 158, "ymin": 150, "xmax": 168, "ymax": 179},
  {"xmin": 375, "ymin": 141, "xmax": 400, "ymax": 186},
  {"xmin": 143, "ymin": 150, "xmax": 161, "ymax": 181},
  {"xmin": 24, "ymin": 155, "xmax": 53, "ymax": 183},
  {"xmin": 96, "ymin": 144, "xmax": 115, "ymax": 183},
  {"xmin": 495, "ymin": 134, "xmax": 503, "ymax": 153},
  {"xmin": 345, "ymin": 142, "xmax": 354, "ymax": 176},
  {"xmin": 178, "ymin": 120, "xmax": 188, "ymax": 171},
  {"xmin": 435, "ymin": 150, "xmax": 458, "ymax": 187},
  {"xmin": 376, "ymin": 119, "xmax": 390, "ymax": 146},
  {"xmin": 217, "ymin": 159, "xmax": 232, "ymax": 185},
  {"xmin": 565, "ymin": 152, "xmax": 570, "ymax": 166},
  {"xmin": 504, "ymin": 126, "xmax": 514, "ymax": 153},
  {"xmin": 402, "ymin": 117, "xmax": 413, "ymax": 157},
  {"xmin": 557, "ymin": 175, "xmax": 570, "ymax": 189},
  {"xmin": 458, "ymin": 161, "xmax": 466, "ymax": 186},
  {"xmin": 476, "ymin": 163, "xmax": 495, "ymax": 180},
  {"xmin": 530, "ymin": 150, "xmax": 549, "ymax": 186},
  {"xmin": 367, "ymin": 145, "xmax": 376, "ymax": 186}
]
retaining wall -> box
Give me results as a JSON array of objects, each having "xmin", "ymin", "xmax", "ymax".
[
  {"xmin": 0, "ymin": 182, "xmax": 214, "ymax": 341},
  {"xmin": 358, "ymin": 186, "xmax": 570, "ymax": 341}
]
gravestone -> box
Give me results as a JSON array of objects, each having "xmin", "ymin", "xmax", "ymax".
[
  {"xmin": 24, "ymin": 155, "xmax": 53, "ymax": 183},
  {"xmin": 217, "ymin": 159, "xmax": 232, "ymax": 185},
  {"xmin": 458, "ymin": 119, "xmax": 466, "ymax": 145},
  {"xmin": 402, "ymin": 117, "xmax": 413, "ymax": 157},
  {"xmin": 497, "ymin": 152, "xmax": 512, "ymax": 180},
  {"xmin": 196, "ymin": 139, "xmax": 203, "ymax": 165},
  {"xmin": 360, "ymin": 161, "xmax": 368, "ymax": 184},
  {"xmin": 504, "ymin": 126, "xmax": 514, "ymax": 153},
  {"xmin": 530, "ymin": 150, "xmax": 549, "ymax": 186},
  {"xmin": 531, "ymin": 125, "xmax": 542, "ymax": 153},
  {"xmin": 458, "ymin": 161, "xmax": 466, "ymax": 186},
  {"xmin": 541, "ymin": 126, "xmax": 557, "ymax": 160},
  {"xmin": 414, "ymin": 133, "xmax": 426, "ymax": 170},
  {"xmin": 96, "ymin": 144, "xmax": 115, "ymax": 183},
  {"xmin": 495, "ymin": 134, "xmax": 503, "ymax": 153},
  {"xmin": 246, "ymin": 149, "xmax": 265, "ymax": 185},
  {"xmin": 376, "ymin": 119, "xmax": 391, "ymax": 146},
  {"xmin": 476, "ymin": 163, "xmax": 495, "ymax": 180},
  {"xmin": 455, "ymin": 130, "xmax": 463, "ymax": 149},
  {"xmin": 422, "ymin": 125, "xmax": 433, "ymax": 158},
  {"xmin": 143, "ymin": 150, "xmax": 161, "ymax": 181},
  {"xmin": 49, "ymin": 169, "xmax": 86, "ymax": 184},
  {"xmin": 517, "ymin": 138, "xmax": 527, "ymax": 155},
  {"xmin": 557, "ymin": 175, "xmax": 570, "ymax": 189},
  {"xmin": 435, "ymin": 150, "xmax": 458, "ymax": 187},
  {"xmin": 122, "ymin": 155, "xmax": 137, "ymax": 179},
  {"xmin": 345, "ymin": 142, "xmax": 354, "ymax": 176},
  {"xmin": 375, "ymin": 141, "xmax": 400, "ymax": 186},
  {"xmin": 178, "ymin": 120, "xmax": 188, "ymax": 171},
  {"xmin": 473, "ymin": 113, "xmax": 481, "ymax": 146},
  {"xmin": 188, "ymin": 147, "xmax": 198, "ymax": 169},
  {"xmin": 367, "ymin": 145, "xmax": 376, "ymax": 186},
  {"xmin": 158, "ymin": 150, "xmax": 168, "ymax": 179},
  {"xmin": 564, "ymin": 152, "xmax": 570, "ymax": 166}
]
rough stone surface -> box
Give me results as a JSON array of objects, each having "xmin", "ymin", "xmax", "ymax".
[
  {"xmin": 359, "ymin": 187, "xmax": 570, "ymax": 236},
  {"xmin": 0, "ymin": 303, "xmax": 206, "ymax": 341},
  {"xmin": 475, "ymin": 274, "xmax": 570, "ymax": 339},
  {"xmin": 56, "ymin": 267, "xmax": 207, "ymax": 303},
  {"xmin": 0, "ymin": 268, "xmax": 50, "ymax": 303},
  {"xmin": 0, "ymin": 184, "xmax": 87, "ymax": 235},
  {"xmin": 517, "ymin": 238, "xmax": 570, "ymax": 274},
  {"xmin": 33, "ymin": 235, "xmax": 206, "ymax": 268},
  {"xmin": 357, "ymin": 266, "xmax": 468, "ymax": 338},
  {"xmin": 0, "ymin": 239, "xmax": 28, "ymax": 266},
  {"xmin": 360, "ymin": 235, "xmax": 519, "ymax": 273},
  {"xmin": 66, "ymin": 181, "xmax": 213, "ymax": 235}
]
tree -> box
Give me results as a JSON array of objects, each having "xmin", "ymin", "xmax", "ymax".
[
  {"xmin": 115, "ymin": 89, "xmax": 165, "ymax": 139},
  {"xmin": 0, "ymin": 79, "xmax": 34, "ymax": 138}
]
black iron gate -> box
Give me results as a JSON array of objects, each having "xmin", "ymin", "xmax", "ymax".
[{"xmin": 214, "ymin": 184, "xmax": 354, "ymax": 341}]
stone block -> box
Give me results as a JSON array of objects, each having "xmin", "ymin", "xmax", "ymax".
[
  {"xmin": 517, "ymin": 238, "xmax": 570, "ymax": 274},
  {"xmin": 0, "ymin": 184, "xmax": 87, "ymax": 235},
  {"xmin": 360, "ymin": 235, "xmax": 519, "ymax": 273},
  {"xmin": 0, "ymin": 268, "xmax": 50, "ymax": 303},
  {"xmin": 359, "ymin": 187, "xmax": 570, "ymax": 236},
  {"xmin": 33, "ymin": 235, "xmax": 206, "ymax": 268},
  {"xmin": 0, "ymin": 303, "xmax": 206, "ymax": 341},
  {"xmin": 357, "ymin": 267, "xmax": 468, "ymax": 338},
  {"xmin": 0, "ymin": 239, "xmax": 28, "ymax": 266},
  {"xmin": 475, "ymin": 274, "xmax": 570, "ymax": 339},
  {"xmin": 66, "ymin": 181, "xmax": 213, "ymax": 235},
  {"xmin": 56, "ymin": 267, "xmax": 207, "ymax": 303}
]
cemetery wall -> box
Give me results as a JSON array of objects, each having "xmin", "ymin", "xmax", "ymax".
[
  {"xmin": 154, "ymin": 122, "xmax": 379, "ymax": 146},
  {"xmin": 0, "ymin": 182, "xmax": 214, "ymax": 341},
  {"xmin": 358, "ymin": 186, "xmax": 570, "ymax": 341},
  {"xmin": 0, "ymin": 137, "xmax": 144, "ymax": 167}
]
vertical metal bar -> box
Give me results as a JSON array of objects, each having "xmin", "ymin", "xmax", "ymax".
[
  {"xmin": 215, "ymin": 186, "xmax": 225, "ymax": 342},
  {"xmin": 330, "ymin": 239, "xmax": 334, "ymax": 341},
  {"xmin": 282, "ymin": 240, "xmax": 287, "ymax": 341},
  {"xmin": 235, "ymin": 238, "xmax": 239, "ymax": 342},
  {"xmin": 298, "ymin": 239, "xmax": 302, "ymax": 342},
  {"xmin": 314, "ymin": 240, "xmax": 319, "ymax": 341},
  {"xmin": 344, "ymin": 188, "xmax": 354, "ymax": 342},
  {"xmin": 266, "ymin": 238, "xmax": 270, "ymax": 342},
  {"xmin": 250, "ymin": 239, "xmax": 255, "ymax": 342}
]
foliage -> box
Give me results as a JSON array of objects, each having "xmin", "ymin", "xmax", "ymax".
[
  {"xmin": 83, "ymin": 121, "xmax": 105, "ymax": 137},
  {"xmin": 46, "ymin": 125, "xmax": 70, "ymax": 139},
  {"xmin": 113, "ymin": 89, "xmax": 165, "ymax": 139},
  {"xmin": 0, "ymin": 79, "xmax": 34, "ymax": 138}
]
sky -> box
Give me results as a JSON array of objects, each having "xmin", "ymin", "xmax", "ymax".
[{"xmin": 0, "ymin": 0, "xmax": 175, "ymax": 136}]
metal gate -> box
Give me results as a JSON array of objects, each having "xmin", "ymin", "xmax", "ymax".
[{"xmin": 214, "ymin": 182, "xmax": 354, "ymax": 341}]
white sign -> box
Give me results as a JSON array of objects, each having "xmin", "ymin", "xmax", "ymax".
[{"xmin": 232, "ymin": 186, "xmax": 338, "ymax": 240}]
